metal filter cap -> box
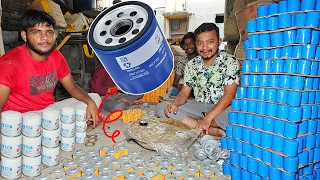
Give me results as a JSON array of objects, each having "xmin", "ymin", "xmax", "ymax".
[
  {"xmin": 187, "ymin": 158, "xmax": 200, "ymax": 166},
  {"xmin": 120, "ymin": 154, "xmax": 132, "ymax": 161},
  {"xmin": 132, "ymin": 156, "xmax": 144, "ymax": 163},
  {"xmin": 186, "ymin": 165, "xmax": 199, "ymax": 173},
  {"xmin": 99, "ymin": 164, "xmax": 112, "ymax": 173},
  {"xmin": 101, "ymin": 154, "xmax": 113, "ymax": 161},
  {"xmin": 82, "ymin": 172, "xmax": 97, "ymax": 180},
  {"xmin": 151, "ymin": 153, "xmax": 163, "ymax": 161},
  {"xmin": 82, "ymin": 165, "xmax": 95, "ymax": 174},
  {"xmin": 160, "ymin": 159, "xmax": 172, "ymax": 166},
  {"xmin": 146, "ymin": 160, "xmax": 158, "ymax": 167},
  {"xmin": 200, "ymin": 166, "xmax": 215, "ymax": 176},
  {"xmin": 134, "ymin": 163, "xmax": 146, "ymax": 171},
  {"xmin": 122, "ymin": 161, "xmax": 134, "ymax": 169},
  {"xmin": 158, "ymin": 166, "xmax": 171, "ymax": 175},
  {"xmin": 203, "ymin": 159, "xmax": 220, "ymax": 170},
  {"xmin": 172, "ymin": 167, "xmax": 186, "ymax": 176},
  {"xmin": 143, "ymin": 169, "xmax": 157, "ymax": 177},
  {"xmin": 51, "ymin": 166, "xmax": 65, "ymax": 175},
  {"xmin": 124, "ymin": 171, "xmax": 139, "ymax": 179},
  {"xmin": 98, "ymin": 172, "xmax": 112, "ymax": 180},
  {"xmin": 112, "ymin": 168, "xmax": 125, "ymax": 176},
  {"xmin": 173, "ymin": 160, "xmax": 186, "ymax": 169},
  {"xmin": 195, "ymin": 149, "xmax": 207, "ymax": 161},
  {"xmin": 66, "ymin": 167, "xmax": 80, "ymax": 176}
]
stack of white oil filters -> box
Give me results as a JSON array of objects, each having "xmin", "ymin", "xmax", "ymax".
[
  {"xmin": 0, "ymin": 106, "xmax": 90, "ymax": 179},
  {"xmin": 41, "ymin": 108, "xmax": 61, "ymax": 167},
  {"xmin": 60, "ymin": 106, "xmax": 76, "ymax": 152},
  {"xmin": 75, "ymin": 108, "xmax": 87, "ymax": 144},
  {"xmin": 0, "ymin": 111, "xmax": 23, "ymax": 179},
  {"xmin": 22, "ymin": 112, "xmax": 42, "ymax": 177}
]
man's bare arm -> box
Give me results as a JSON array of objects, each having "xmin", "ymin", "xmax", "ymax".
[
  {"xmin": 172, "ymin": 73, "xmax": 181, "ymax": 89},
  {"xmin": 0, "ymin": 84, "xmax": 11, "ymax": 122},
  {"xmin": 172, "ymin": 85, "xmax": 192, "ymax": 106}
]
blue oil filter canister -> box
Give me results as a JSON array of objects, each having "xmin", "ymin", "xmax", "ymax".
[{"xmin": 88, "ymin": 1, "xmax": 173, "ymax": 94}]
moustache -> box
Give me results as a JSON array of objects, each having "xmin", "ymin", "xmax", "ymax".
[{"xmin": 200, "ymin": 50, "xmax": 212, "ymax": 53}]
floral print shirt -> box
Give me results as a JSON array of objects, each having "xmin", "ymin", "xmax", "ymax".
[
  {"xmin": 175, "ymin": 55, "xmax": 189, "ymax": 77},
  {"xmin": 184, "ymin": 50, "xmax": 240, "ymax": 104}
]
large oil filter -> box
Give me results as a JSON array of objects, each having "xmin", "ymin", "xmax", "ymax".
[{"xmin": 88, "ymin": 1, "xmax": 174, "ymax": 95}]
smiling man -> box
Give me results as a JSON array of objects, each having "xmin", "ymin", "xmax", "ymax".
[
  {"xmin": 156, "ymin": 23, "xmax": 240, "ymax": 139},
  {"xmin": 0, "ymin": 10, "xmax": 98, "ymax": 127},
  {"xmin": 168, "ymin": 32, "xmax": 197, "ymax": 96}
]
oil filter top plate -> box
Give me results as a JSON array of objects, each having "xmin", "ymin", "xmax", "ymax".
[
  {"xmin": 89, "ymin": 1, "xmax": 153, "ymax": 51},
  {"xmin": 92, "ymin": 4, "xmax": 148, "ymax": 48}
]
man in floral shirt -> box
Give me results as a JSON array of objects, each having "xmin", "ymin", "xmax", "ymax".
[{"xmin": 156, "ymin": 23, "xmax": 240, "ymax": 139}]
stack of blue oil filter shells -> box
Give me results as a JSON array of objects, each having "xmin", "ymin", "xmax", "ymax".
[{"xmin": 220, "ymin": 0, "xmax": 320, "ymax": 179}]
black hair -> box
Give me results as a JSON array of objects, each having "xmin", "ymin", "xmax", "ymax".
[
  {"xmin": 180, "ymin": 32, "xmax": 196, "ymax": 47},
  {"xmin": 21, "ymin": 10, "xmax": 56, "ymax": 32},
  {"xmin": 113, "ymin": 0, "xmax": 122, "ymax": 5},
  {"xmin": 194, "ymin": 23, "xmax": 220, "ymax": 40}
]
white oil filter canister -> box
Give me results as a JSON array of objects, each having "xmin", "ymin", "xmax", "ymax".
[
  {"xmin": 75, "ymin": 120, "xmax": 87, "ymax": 132},
  {"xmin": 1, "ymin": 155, "xmax": 22, "ymax": 179},
  {"xmin": 75, "ymin": 108, "xmax": 86, "ymax": 121},
  {"xmin": 42, "ymin": 128, "xmax": 60, "ymax": 148},
  {"xmin": 1, "ymin": 134, "xmax": 22, "ymax": 158},
  {"xmin": 61, "ymin": 136, "xmax": 75, "ymax": 152},
  {"xmin": 22, "ymin": 155, "xmax": 41, "ymax": 177},
  {"xmin": 22, "ymin": 112, "xmax": 41, "ymax": 137},
  {"xmin": 60, "ymin": 106, "xmax": 75, "ymax": 124},
  {"xmin": 1, "ymin": 110, "xmax": 22, "ymax": 137},
  {"xmin": 42, "ymin": 146, "xmax": 59, "ymax": 166},
  {"xmin": 42, "ymin": 108, "xmax": 60, "ymax": 130},
  {"xmin": 61, "ymin": 122, "xmax": 75, "ymax": 138},
  {"xmin": 22, "ymin": 135, "xmax": 42, "ymax": 157},
  {"xmin": 58, "ymin": 119, "xmax": 62, "ymax": 141},
  {"xmin": 75, "ymin": 131, "xmax": 86, "ymax": 144}
]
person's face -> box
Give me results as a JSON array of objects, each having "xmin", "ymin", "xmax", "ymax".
[
  {"xmin": 196, "ymin": 30, "xmax": 221, "ymax": 60},
  {"xmin": 182, "ymin": 38, "xmax": 196, "ymax": 55},
  {"xmin": 21, "ymin": 23, "xmax": 57, "ymax": 56}
]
